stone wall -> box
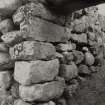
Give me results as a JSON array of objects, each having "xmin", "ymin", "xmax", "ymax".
[{"xmin": 0, "ymin": 0, "xmax": 105, "ymax": 105}]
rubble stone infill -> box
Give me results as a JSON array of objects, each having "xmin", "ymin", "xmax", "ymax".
[{"xmin": 0, "ymin": 0, "xmax": 104, "ymax": 105}]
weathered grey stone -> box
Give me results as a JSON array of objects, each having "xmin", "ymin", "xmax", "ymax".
[
  {"xmin": 82, "ymin": 47, "xmax": 89, "ymax": 52},
  {"xmin": 9, "ymin": 41, "xmax": 56, "ymax": 61},
  {"xmin": 70, "ymin": 33, "xmax": 87, "ymax": 44},
  {"xmin": 65, "ymin": 83, "xmax": 79, "ymax": 97},
  {"xmin": 73, "ymin": 50, "xmax": 84, "ymax": 64},
  {"xmin": 14, "ymin": 59, "xmax": 59, "ymax": 85},
  {"xmin": 19, "ymin": 79, "xmax": 65, "ymax": 102},
  {"xmin": 13, "ymin": 2, "xmax": 65, "ymax": 25},
  {"xmin": 0, "ymin": 71, "xmax": 11, "ymax": 89},
  {"xmin": 20, "ymin": 17, "xmax": 68, "ymax": 42},
  {"xmin": 59, "ymin": 62, "xmax": 78, "ymax": 81},
  {"xmin": 0, "ymin": 19, "xmax": 14, "ymax": 34},
  {"xmin": 63, "ymin": 52, "xmax": 74, "ymax": 64},
  {"xmin": 87, "ymin": 31, "xmax": 103, "ymax": 46},
  {"xmin": 85, "ymin": 52, "xmax": 95, "ymax": 66},
  {"xmin": 78, "ymin": 64, "xmax": 91, "ymax": 75},
  {"xmin": 0, "ymin": 0, "xmax": 22, "ymax": 16},
  {"xmin": 89, "ymin": 66, "xmax": 98, "ymax": 73},
  {"xmin": 0, "ymin": 52, "xmax": 13, "ymax": 70},
  {"xmin": 87, "ymin": 32, "xmax": 96, "ymax": 41},
  {"xmin": 0, "ymin": 43, "xmax": 9, "ymax": 53},
  {"xmin": 56, "ymin": 42, "xmax": 75, "ymax": 52},
  {"xmin": 14, "ymin": 99, "xmax": 31, "ymax": 105},
  {"xmin": 55, "ymin": 52, "xmax": 66, "ymax": 64},
  {"xmin": 1, "ymin": 31, "xmax": 27, "ymax": 46},
  {"xmin": 95, "ymin": 31, "xmax": 103, "ymax": 46}
]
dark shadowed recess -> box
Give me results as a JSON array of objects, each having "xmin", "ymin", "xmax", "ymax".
[{"xmin": 46, "ymin": 0, "xmax": 105, "ymax": 14}]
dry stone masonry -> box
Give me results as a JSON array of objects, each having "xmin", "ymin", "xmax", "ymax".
[{"xmin": 0, "ymin": 0, "xmax": 105, "ymax": 105}]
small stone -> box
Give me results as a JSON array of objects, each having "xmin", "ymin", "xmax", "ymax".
[
  {"xmin": 63, "ymin": 52, "xmax": 74, "ymax": 64},
  {"xmin": 87, "ymin": 32, "xmax": 96, "ymax": 41},
  {"xmin": 0, "ymin": 19, "xmax": 14, "ymax": 34},
  {"xmin": 88, "ymin": 40, "xmax": 96, "ymax": 46},
  {"xmin": 59, "ymin": 62, "xmax": 78, "ymax": 81},
  {"xmin": 55, "ymin": 52, "xmax": 66, "ymax": 64},
  {"xmin": 78, "ymin": 76, "xmax": 87, "ymax": 82},
  {"xmin": 89, "ymin": 66, "xmax": 98, "ymax": 73},
  {"xmin": 19, "ymin": 79, "xmax": 65, "ymax": 102},
  {"xmin": 82, "ymin": 47, "xmax": 89, "ymax": 52},
  {"xmin": 55, "ymin": 52, "xmax": 64, "ymax": 59},
  {"xmin": 14, "ymin": 99, "xmax": 31, "ymax": 105},
  {"xmin": 73, "ymin": 50, "xmax": 84, "ymax": 64},
  {"xmin": 1, "ymin": 31, "xmax": 27, "ymax": 46},
  {"xmin": 72, "ymin": 20, "xmax": 86, "ymax": 33},
  {"xmin": 78, "ymin": 64, "xmax": 91, "ymax": 75},
  {"xmin": 70, "ymin": 33, "xmax": 87, "ymax": 44},
  {"xmin": 65, "ymin": 83, "xmax": 78, "ymax": 97},
  {"xmin": 90, "ymin": 44, "xmax": 100, "ymax": 56},
  {"xmin": 0, "ymin": 0, "xmax": 22, "ymax": 16},
  {"xmin": 14, "ymin": 59, "xmax": 59, "ymax": 85},
  {"xmin": 9, "ymin": 41, "xmax": 56, "ymax": 61},
  {"xmin": 95, "ymin": 31, "xmax": 103, "ymax": 46},
  {"xmin": 85, "ymin": 52, "xmax": 95, "ymax": 66},
  {"xmin": 0, "ymin": 71, "xmax": 11, "ymax": 89},
  {"xmin": 20, "ymin": 17, "xmax": 68, "ymax": 42},
  {"xmin": 56, "ymin": 43, "xmax": 74, "ymax": 52},
  {"xmin": 69, "ymin": 79, "xmax": 79, "ymax": 85}
]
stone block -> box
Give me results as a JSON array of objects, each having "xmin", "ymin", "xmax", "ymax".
[
  {"xmin": 20, "ymin": 17, "xmax": 68, "ymax": 42},
  {"xmin": 59, "ymin": 62, "xmax": 78, "ymax": 81},
  {"xmin": 14, "ymin": 59, "xmax": 59, "ymax": 85},
  {"xmin": 9, "ymin": 41, "xmax": 56, "ymax": 61},
  {"xmin": 19, "ymin": 79, "xmax": 65, "ymax": 101}
]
